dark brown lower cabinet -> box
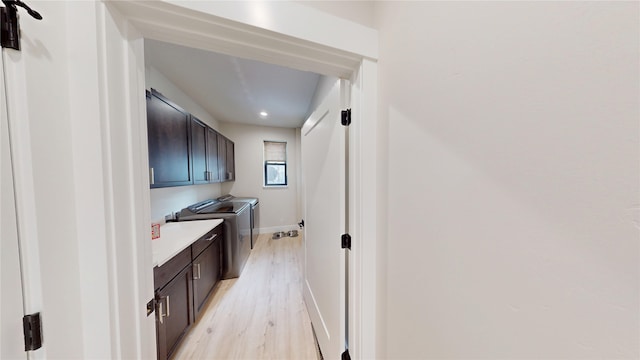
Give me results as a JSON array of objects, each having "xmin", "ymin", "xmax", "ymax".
[
  {"xmin": 156, "ymin": 266, "xmax": 194, "ymax": 360},
  {"xmin": 192, "ymin": 238, "xmax": 222, "ymax": 318},
  {"xmin": 154, "ymin": 223, "xmax": 223, "ymax": 360}
]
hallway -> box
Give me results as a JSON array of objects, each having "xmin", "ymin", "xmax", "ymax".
[{"xmin": 173, "ymin": 233, "xmax": 319, "ymax": 359}]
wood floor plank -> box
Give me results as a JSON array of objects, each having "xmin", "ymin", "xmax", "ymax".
[{"xmin": 172, "ymin": 233, "xmax": 318, "ymax": 360}]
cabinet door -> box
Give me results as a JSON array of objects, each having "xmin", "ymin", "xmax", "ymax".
[
  {"xmin": 147, "ymin": 90, "xmax": 192, "ymax": 188},
  {"xmin": 206, "ymin": 127, "xmax": 220, "ymax": 183},
  {"xmin": 153, "ymin": 246, "xmax": 192, "ymax": 291},
  {"xmin": 192, "ymin": 237, "xmax": 222, "ymax": 319},
  {"xmin": 156, "ymin": 266, "xmax": 194, "ymax": 360},
  {"xmin": 190, "ymin": 117, "xmax": 208, "ymax": 184},
  {"xmin": 217, "ymin": 132, "xmax": 227, "ymax": 181},
  {"xmin": 226, "ymin": 139, "xmax": 235, "ymax": 181}
]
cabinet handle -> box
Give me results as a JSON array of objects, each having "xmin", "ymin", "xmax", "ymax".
[
  {"xmin": 193, "ymin": 263, "xmax": 201, "ymax": 280},
  {"xmin": 205, "ymin": 233, "xmax": 217, "ymax": 241},
  {"xmin": 149, "ymin": 168, "xmax": 155, "ymax": 185},
  {"xmin": 158, "ymin": 296, "xmax": 170, "ymax": 323}
]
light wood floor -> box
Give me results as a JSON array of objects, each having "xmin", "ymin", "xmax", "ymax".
[{"xmin": 173, "ymin": 233, "xmax": 319, "ymax": 360}]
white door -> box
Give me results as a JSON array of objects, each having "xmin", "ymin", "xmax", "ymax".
[
  {"xmin": 0, "ymin": 50, "xmax": 28, "ymax": 360},
  {"xmin": 301, "ymin": 80, "xmax": 347, "ymax": 359}
]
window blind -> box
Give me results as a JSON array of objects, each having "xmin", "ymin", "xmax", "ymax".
[{"xmin": 264, "ymin": 141, "xmax": 286, "ymax": 162}]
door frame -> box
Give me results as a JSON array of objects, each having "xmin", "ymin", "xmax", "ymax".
[
  {"xmin": 1, "ymin": 48, "xmax": 28, "ymax": 360},
  {"xmin": 105, "ymin": 1, "xmax": 379, "ymax": 358},
  {"xmin": 1, "ymin": 42, "xmax": 46, "ymax": 360}
]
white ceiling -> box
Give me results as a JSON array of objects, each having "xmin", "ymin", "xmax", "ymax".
[{"xmin": 144, "ymin": 39, "xmax": 321, "ymax": 128}]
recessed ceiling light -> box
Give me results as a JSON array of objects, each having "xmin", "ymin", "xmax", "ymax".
[{"xmin": 259, "ymin": 111, "xmax": 268, "ymax": 118}]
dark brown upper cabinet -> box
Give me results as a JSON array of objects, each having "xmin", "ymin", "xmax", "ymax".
[
  {"xmin": 206, "ymin": 127, "xmax": 221, "ymax": 183},
  {"xmin": 147, "ymin": 89, "xmax": 192, "ymax": 188},
  {"xmin": 146, "ymin": 88, "xmax": 234, "ymax": 188},
  {"xmin": 217, "ymin": 134, "xmax": 235, "ymax": 182},
  {"xmin": 217, "ymin": 132, "xmax": 227, "ymax": 182},
  {"xmin": 190, "ymin": 116, "xmax": 221, "ymax": 184},
  {"xmin": 190, "ymin": 116, "xmax": 208, "ymax": 185},
  {"xmin": 226, "ymin": 138, "xmax": 235, "ymax": 181}
]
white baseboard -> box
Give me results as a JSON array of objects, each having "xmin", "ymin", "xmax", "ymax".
[{"xmin": 257, "ymin": 225, "xmax": 300, "ymax": 235}]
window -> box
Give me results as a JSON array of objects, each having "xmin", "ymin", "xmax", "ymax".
[{"xmin": 264, "ymin": 141, "xmax": 287, "ymax": 186}]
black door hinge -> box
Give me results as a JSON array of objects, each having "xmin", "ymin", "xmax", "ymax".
[
  {"xmin": 341, "ymin": 233, "xmax": 351, "ymax": 250},
  {"xmin": 1, "ymin": 0, "xmax": 42, "ymax": 50},
  {"xmin": 23, "ymin": 312, "xmax": 43, "ymax": 351},
  {"xmin": 146, "ymin": 298, "xmax": 156, "ymax": 316},
  {"xmin": 341, "ymin": 109, "xmax": 351, "ymax": 126},
  {"xmin": 342, "ymin": 349, "xmax": 351, "ymax": 360}
]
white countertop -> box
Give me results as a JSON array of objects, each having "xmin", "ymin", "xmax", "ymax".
[{"xmin": 152, "ymin": 219, "xmax": 223, "ymax": 267}]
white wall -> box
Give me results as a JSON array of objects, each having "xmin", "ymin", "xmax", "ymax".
[
  {"xmin": 376, "ymin": 1, "xmax": 639, "ymax": 358},
  {"xmin": 220, "ymin": 122, "xmax": 300, "ymax": 233},
  {"xmin": 145, "ymin": 66, "xmax": 220, "ymax": 130},
  {"xmin": 294, "ymin": 1, "xmax": 376, "ymax": 29},
  {"xmin": 307, "ymin": 75, "xmax": 339, "ymax": 119},
  {"xmin": 145, "ymin": 66, "xmax": 222, "ymax": 221}
]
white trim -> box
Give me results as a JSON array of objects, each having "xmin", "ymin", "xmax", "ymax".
[
  {"xmin": 1, "ymin": 43, "xmax": 29, "ymax": 360},
  {"xmin": 105, "ymin": 1, "xmax": 379, "ymax": 358},
  {"xmin": 303, "ymin": 279, "xmax": 331, "ymax": 348},
  {"xmin": 96, "ymin": 4, "xmax": 123, "ymax": 356},
  {"xmin": 110, "ymin": 1, "xmax": 377, "ymax": 79},
  {"xmin": 128, "ymin": 29, "xmax": 158, "ymax": 359},
  {"xmin": 160, "ymin": 0, "xmax": 378, "ymax": 60},
  {"xmin": 68, "ymin": 3, "xmax": 113, "ymax": 357},
  {"xmin": 2, "ymin": 47, "xmax": 46, "ymax": 360},
  {"xmin": 257, "ymin": 225, "xmax": 301, "ymax": 235},
  {"xmin": 98, "ymin": 3, "xmax": 156, "ymax": 358},
  {"xmin": 348, "ymin": 58, "xmax": 379, "ymax": 360}
]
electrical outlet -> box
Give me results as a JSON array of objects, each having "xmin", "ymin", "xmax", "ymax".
[
  {"xmin": 165, "ymin": 212, "xmax": 179, "ymax": 222},
  {"xmin": 151, "ymin": 223, "xmax": 160, "ymax": 239}
]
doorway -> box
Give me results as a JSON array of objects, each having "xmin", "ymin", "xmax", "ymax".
[
  {"xmin": 94, "ymin": 1, "xmax": 379, "ymax": 358},
  {"xmin": 142, "ymin": 38, "xmax": 337, "ymax": 357}
]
